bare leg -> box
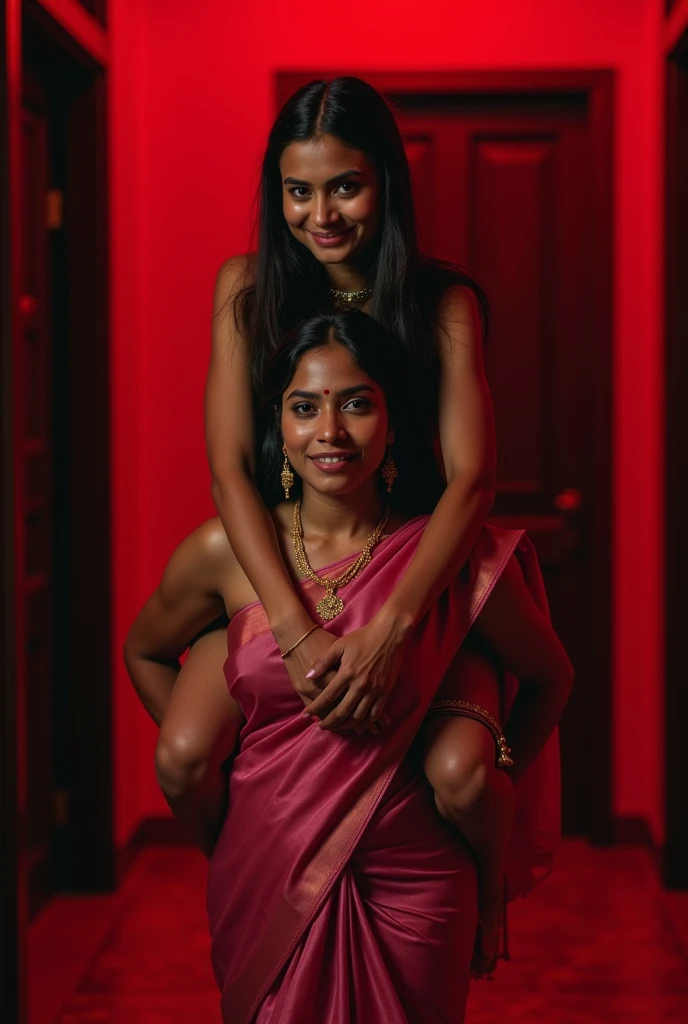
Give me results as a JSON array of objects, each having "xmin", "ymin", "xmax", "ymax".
[
  {"xmin": 156, "ymin": 630, "xmax": 243, "ymax": 857},
  {"xmin": 423, "ymin": 641, "xmax": 514, "ymax": 974}
]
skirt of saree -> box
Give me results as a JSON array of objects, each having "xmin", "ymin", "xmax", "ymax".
[
  {"xmin": 206, "ymin": 517, "xmax": 555, "ymax": 1023},
  {"xmin": 256, "ymin": 751, "xmax": 476, "ymax": 1023}
]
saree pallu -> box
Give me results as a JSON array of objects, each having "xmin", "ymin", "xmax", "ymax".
[{"xmin": 207, "ymin": 517, "xmax": 558, "ymax": 1023}]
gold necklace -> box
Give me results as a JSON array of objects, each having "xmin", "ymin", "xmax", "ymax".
[
  {"xmin": 292, "ymin": 499, "xmax": 390, "ymax": 620},
  {"xmin": 329, "ymin": 286, "xmax": 372, "ymax": 305}
]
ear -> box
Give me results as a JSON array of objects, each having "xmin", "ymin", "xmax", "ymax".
[{"xmin": 387, "ymin": 428, "xmax": 395, "ymax": 446}]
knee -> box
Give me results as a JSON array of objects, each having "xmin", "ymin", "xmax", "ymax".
[
  {"xmin": 155, "ymin": 730, "xmax": 211, "ymax": 802},
  {"xmin": 432, "ymin": 753, "xmax": 493, "ymax": 823}
]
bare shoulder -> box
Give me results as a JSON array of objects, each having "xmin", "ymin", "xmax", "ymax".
[
  {"xmin": 194, "ymin": 517, "xmax": 234, "ymax": 564},
  {"xmin": 164, "ymin": 518, "xmax": 235, "ymax": 600},
  {"xmin": 214, "ymin": 253, "xmax": 256, "ymax": 306},
  {"xmin": 435, "ymin": 283, "xmax": 483, "ymax": 359},
  {"xmin": 212, "ymin": 254, "xmax": 257, "ymax": 358}
]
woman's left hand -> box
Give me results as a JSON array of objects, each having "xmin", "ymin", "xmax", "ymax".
[{"xmin": 301, "ymin": 614, "xmax": 412, "ymax": 731}]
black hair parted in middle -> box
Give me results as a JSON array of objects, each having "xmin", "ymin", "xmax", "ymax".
[
  {"xmin": 234, "ymin": 75, "xmax": 487, "ymax": 396},
  {"xmin": 255, "ymin": 310, "xmax": 446, "ymax": 516}
]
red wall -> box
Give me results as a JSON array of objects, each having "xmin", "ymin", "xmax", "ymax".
[{"xmin": 110, "ymin": 0, "xmax": 665, "ymax": 845}]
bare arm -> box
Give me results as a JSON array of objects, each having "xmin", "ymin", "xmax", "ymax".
[
  {"xmin": 206, "ymin": 258, "xmax": 315, "ymax": 646},
  {"xmin": 124, "ymin": 522, "xmax": 231, "ymax": 726},
  {"xmin": 205, "ymin": 258, "xmax": 337, "ymax": 699},
  {"xmin": 380, "ymin": 284, "xmax": 495, "ymax": 625},
  {"xmin": 305, "ymin": 285, "xmax": 495, "ymax": 726},
  {"xmin": 473, "ymin": 555, "xmax": 574, "ymax": 783}
]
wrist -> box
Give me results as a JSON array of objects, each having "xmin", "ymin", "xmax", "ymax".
[
  {"xmin": 270, "ymin": 607, "xmax": 316, "ymax": 646},
  {"xmin": 373, "ymin": 603, "xmax": 416, "ymax": 643}
]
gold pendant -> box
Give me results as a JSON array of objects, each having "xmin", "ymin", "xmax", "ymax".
[{"xmin": 316, "ymin": 591, "xmax": 345, "ymax": 621}]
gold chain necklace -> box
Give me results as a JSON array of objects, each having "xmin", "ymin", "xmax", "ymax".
[
  {"xmin": 329, "ymin": 286, "xmax": 372, "ymax": 305},
  {"xmin": 292, "ymin": 499, "xmax": 390, "ymax": 620}
]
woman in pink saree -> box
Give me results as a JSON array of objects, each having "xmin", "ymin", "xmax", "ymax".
[
  {"xmin": 209, "ymin": 526, "xmax": 552, "ymax": 1024},
  {"xmin": 126, "ymin": 311, "xmax": 572, "ymax": 1023}
]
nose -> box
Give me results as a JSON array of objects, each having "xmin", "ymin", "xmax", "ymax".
[
  {"xmin": 311, "ymin": 192, "xmax": 339, "ymax": 228},
  {"xmin": 319, "ymin": 406, "xmax": 347, "ymax": 443}
]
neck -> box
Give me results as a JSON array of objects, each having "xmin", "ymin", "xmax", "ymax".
[
  {"xmin": 299, "ymin": 485, "xmax": 385, "ymax": 541},
  {"xmin": 324, "ymin": 262, "xmax": 368, "ymax": 294}
]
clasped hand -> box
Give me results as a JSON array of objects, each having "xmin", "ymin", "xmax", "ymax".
[{"xmin": 290, "ymin": 617, "xmax": 408, "ymax": 734}]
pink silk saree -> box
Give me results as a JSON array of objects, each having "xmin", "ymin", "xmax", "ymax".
[{"xmin": 207, "ymin": 517, "xmax": 559, "ymax": 1023}]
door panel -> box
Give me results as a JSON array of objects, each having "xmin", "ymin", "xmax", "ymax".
[
  {"xmin": 395, "ymin": 92, "xmax": 609, "ymax": 837},
  {"xmin": 474, "ymin": 138, "xmax": 556, "ymax": 497}
]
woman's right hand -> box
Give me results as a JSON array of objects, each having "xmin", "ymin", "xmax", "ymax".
[{"xmin": 282, "ymin": 627, "xmax": 381, "ymax": 735}]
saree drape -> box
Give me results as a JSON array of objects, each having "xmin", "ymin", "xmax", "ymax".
[{"xmin": 207, "ymin": 517, "xmax": 558, "ymax": 1023}]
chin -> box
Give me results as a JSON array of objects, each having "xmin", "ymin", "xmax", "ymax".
[
  {"xmin": 311, "ymin": 249, "xmax": 354, "ymax": 265},
  {"xmin": 306, "ymin": 241, "xmax": 359, "ymax": 264},
  {"xmin": 307, "ymin": 477, "xmax": 360, "ymax": 496}
]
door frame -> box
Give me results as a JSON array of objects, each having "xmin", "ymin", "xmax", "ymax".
[
  {"xmin": 277, "ymin": 69, "xmax": 614, "ymax": 843},
  {"xmin": 664, "ymin": 25, "xmax": 688, "ymax": 889},
  {"xmin": 2, "ymin": 0, "xmax": 111, "ymax": 1015},
  {"xmin": 2, "ymin": 5, "xmax": 28, "ymax": 1019}
]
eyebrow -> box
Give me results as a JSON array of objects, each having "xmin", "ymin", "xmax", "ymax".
[
  {"xmin": 282, "ymin": 170, "xmax": 365, "ymax": 187},
  {"xmin": 286, "ymin": 384, "xmax": 375, "ymax": 401}
]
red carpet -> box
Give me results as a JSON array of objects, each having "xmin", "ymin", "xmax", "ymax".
[{"xmin": 29, "ymin": 839, "xmax": 688, "ymax": 1023}]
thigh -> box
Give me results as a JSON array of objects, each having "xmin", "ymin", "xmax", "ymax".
[{"xmin": 160, "ymin": 629, "xmax": 243, "ymax": 768}]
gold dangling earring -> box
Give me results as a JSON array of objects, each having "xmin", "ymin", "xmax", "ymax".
[
  {"xmin": 381, "ymin": 445, "xmax": 398, "ymax": 493},
  {"xmin": 281, "ymin": 445, "xmax": 294, "ymax": 499}
]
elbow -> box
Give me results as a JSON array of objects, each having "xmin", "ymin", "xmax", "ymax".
[
  {"xmin": 211, "ymin": 464, "xmax": 252, "ymax": 508},
  {"xmin": 470, "ymin": 480, "xmax": 495, "ymax": 519},
  {"xmin": 122, "ymin": 635, "xmax": 145, "ymax": 696},
  {"xmin": 475, "ymin": 466, "xmax": 496, "ymax": 511},
  {"xmin": 480, "ymin": 485, "xmax": 495, "ymax": 517},
  {"xmin": 211, "ymin": 474, "xmax": 232, "ymax": 517},
  {"xmin": 446, "ymin": 467, "xmax": 495, "ymax": 514}
]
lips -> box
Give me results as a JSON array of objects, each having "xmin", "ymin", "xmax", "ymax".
[
  {"xmin": 309, "ymin": 452, "xmax": 359, "ymax": 472},
  {"xmin": 310, "ymin": 226, "xmax": 355, "ymax": 248}
]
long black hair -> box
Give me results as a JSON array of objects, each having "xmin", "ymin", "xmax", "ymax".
[
  {"xmin": 256, "ymin": 310, "xmax": 445, "ymax": 516},
  {"xmin": 235, "ymin": 76, "xmax": 487, "ymax": 396}
]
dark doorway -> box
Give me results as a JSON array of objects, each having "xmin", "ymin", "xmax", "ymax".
[
  {"xmin": 664, "ymin": 28, "xmax": 688, "ymax": 889},
  {"xmin": 1, "ymin": 4, "xmax": 113, "ymax": 1014},
  {"xmin": 20, "ymin": 0, "xmax": 114, "ymax": 910},
  {"xmin": 279, "ymin": 71, "xmax": 614, "ymax": 842}
]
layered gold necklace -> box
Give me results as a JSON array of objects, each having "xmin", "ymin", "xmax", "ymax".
[{"xmin": 292, "ymin": 499, "xmax": 390, "ymax": 620}]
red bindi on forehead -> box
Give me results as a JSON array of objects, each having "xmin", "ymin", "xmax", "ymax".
[{"xmin": 324, "ymin": 389, "xmax": 330, "ymax": 395}]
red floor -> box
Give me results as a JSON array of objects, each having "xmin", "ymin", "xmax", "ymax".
[{"xmin": 29, "ymin": 839, "xmax": 688, "ymax": 1023}]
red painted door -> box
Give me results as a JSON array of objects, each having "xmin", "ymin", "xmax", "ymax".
[{"xmin": 392, "ymin": 81, "xmax": 613, "ymax": 839}]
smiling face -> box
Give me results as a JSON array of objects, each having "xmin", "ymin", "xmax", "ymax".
[
  {"xmin": 280, "ymin": 135, "xmax": 380, "ymax": 269},
  {"xmin": 280, "ymin": 340, "xmax": 392, "ymax": 501}
]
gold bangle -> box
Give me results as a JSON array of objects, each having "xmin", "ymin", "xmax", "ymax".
[
  {"xmin": 280, "ymin": 624, "xmax": 317, "ymax": 659},
  {"xmin": 426, "ymin": 699, "xmax": 514, "ymax": 768}
]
